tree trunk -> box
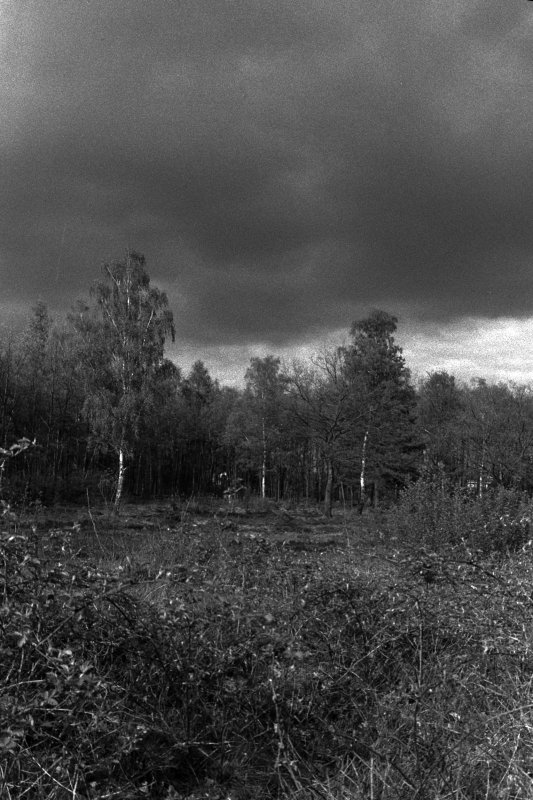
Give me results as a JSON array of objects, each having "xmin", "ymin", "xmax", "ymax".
[
  {"xmin": 324, "ymin": 457, "xmax": 333, "ymax": 517},
  {"xmin": 478, "ymin": 434, "xmax": 486, "ymax": 499},
  {"xmin": 359, "ymin": 428, "xmax": 369, "ymax": 514},
  {"xmin": 114, "ymin": 439, "xmax": 126, "ymax": 511},
  {"xmin": 261, "ymin": 417, "xmax": 267, "ymax": 499}
]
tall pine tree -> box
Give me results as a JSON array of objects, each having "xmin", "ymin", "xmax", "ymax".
[{"xmin": 339, "ymin": 310, "xmax": 420, "ymax": 507}]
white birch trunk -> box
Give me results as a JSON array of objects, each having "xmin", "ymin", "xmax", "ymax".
[
  {"xmin": 261, "ymin": 417, "xmax": 266, "ymax": 499},
  {"xmin": 478, "ymin": 439, "xmax": 485, "ymax": 499},
  {"xmin": 359, "ymin": 428, "xmax": 369, "ymax": 512},
  {"xmin": 115, "ymin": 440, "xmax": 126, "ymax": 510}
]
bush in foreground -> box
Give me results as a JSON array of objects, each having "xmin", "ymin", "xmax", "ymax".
[{"xmin": 3, "ymin": 504, "xmax": 533, "ymax": 798}]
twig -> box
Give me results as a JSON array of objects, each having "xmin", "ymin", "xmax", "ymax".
[{"xmin": 86, "ymin": 488, "xmax": 107, "ymax": 556}]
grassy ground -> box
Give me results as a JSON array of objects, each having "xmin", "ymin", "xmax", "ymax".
[{"xmin": 3, "ymin": 497, "xmax": 533, "ymax": 798}]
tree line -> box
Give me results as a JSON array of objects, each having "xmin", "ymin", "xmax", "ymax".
[{"xmin": 2, "ymin": 252, "xmax": 533, "ymax": 513}]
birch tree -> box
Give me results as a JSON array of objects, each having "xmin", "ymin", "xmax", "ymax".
[
  {"xmin": 225, "ymin": 357, "xmax": 289, "ymax": 498},
  {"xmin": 72, "ymin": 251, "xmax": 175, "ymax": 509},
  {"xmin": 244, "ymin": 357, "xmax": 288, "ymax": 498}
]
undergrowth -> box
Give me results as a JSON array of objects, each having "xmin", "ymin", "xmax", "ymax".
[
  {"xmin": 2, "ymin": 496, "xmax": 533, "ymax": 798},
  {"xmin": 388, "ymin": 468, "xmax": 533, "ymax": 553}
]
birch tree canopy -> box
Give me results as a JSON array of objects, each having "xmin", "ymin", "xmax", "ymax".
[{"xmin": 72, "ymin": 251, "xmax": 175, "ymax": 508}]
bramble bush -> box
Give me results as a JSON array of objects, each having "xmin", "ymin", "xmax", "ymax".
[
  {"xmin": 0, "ymin": 507, "xmax": 144, "ymax": 798},
  {"xmin": 4, "ymin": 496, "xmax": 533, "ymax": 798},
  {"xmin": 387, "ymin": 467, "xmax": 533, "ymax": 553}
]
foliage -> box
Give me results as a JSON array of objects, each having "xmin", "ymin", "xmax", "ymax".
[
  {"xmin": 288, "ymin": 349, "xmax": 356, "ymax": 514},
  {"xmin": 0, "ymin": 514, "xmax": 131, "ymax": 797},
  {"xmin": 388, "ymin": 466, "xmax": 533, "ymax": 553},
  {"xmin": 6, "ymin": 255, "xmax": 533, "ymax": 799},
  {"xmin": 339, "ymin": 310, "xmax": 420, "ymax": 499},
  {"xmin": 287, "ymin": 312, "xmax": 420, "ymax": 514},
  {"xmin": 417, "ymin": 371, "xmax": 465, "ymax": 478},
  {"xmin": 5, "ymin": 279, "xmax": 533, "ymax": 503},
  {"xmin": 418, "ymin": 375, "xmax": 533, "ymax": 495},
  {"xmin": 3, "ymin": 499, "xmax": 533, "ymax": 798},
  {"xmin": 71, "ymin": 251, "xmax": 175, "ymax": 507},
  {"xmin": 228, "ymin": 356, "xmax": 291, "ymax": 497}
]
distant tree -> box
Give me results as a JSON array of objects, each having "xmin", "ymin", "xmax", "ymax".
[
  {"xmin": 20, "ymin": 301, "xmax": 52, "ymax": 441},
  {"xmin": 71, "ymin": 251, "xmax": 175, "ymax": 508},
  {"xmin": 132, "ymin": 358, "xmax": 182, "ymax": 497},
  {"xmin": 210, "ymin": 385, "xmax": 241, "ymax": 488},
  {"xmin": 339, "ymin": 310, "xmax": 419, "ymax": 508},
  {"xmin": 499, "ymin": 384, "xmax": 533, "ymax": 491},
  {"xmin": 0, "ymin": 303, "xmax": 96, "ymax": 500},
  {"xmin": 241, "ymin": 356, "xmax": 289, "ymax": 498},
  {"xmin": 178, "ymin": 361, "xmax": 222, "ymax": 494},
  {"xmin": 462, "ymin": 380, "xmax": 533, "ymax": 494},
  {"xmin": 0, "ymin": 334, "xmax": 20, "ymax": 449},
  {"xmin": 288, "ymin": 350, "xmax": 353, "ymax": 515},
  {"xmin": 45, "ymin": 323, "xmax": 90, "ymax": 497},
  {"xmin": 417, "ymin": 371, "xmax": 465, "ymax": 480}
]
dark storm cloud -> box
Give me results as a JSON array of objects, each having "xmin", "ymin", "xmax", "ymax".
[{"xmin": 2, "ymin": 0, "xmax": 533, "ymax": 348}]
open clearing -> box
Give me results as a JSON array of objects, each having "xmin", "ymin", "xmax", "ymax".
[
  {"xmin": 38, "ymin": 500, "xmax": 400, "ymax": 580},
  {"xmin": 5, "ymin": 500, "xmax": 533, "ymax": 799}
]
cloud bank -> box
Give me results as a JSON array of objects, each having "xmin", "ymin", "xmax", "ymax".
[{"xmin": 2, "ymin": 0, "xmax": 533, "ymax": 375}]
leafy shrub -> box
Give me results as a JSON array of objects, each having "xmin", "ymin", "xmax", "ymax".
[
  {"xmin": 5, "ymin": 501, "xmax": 533, "ymax": 799},
  {"xmin": 0, "ymin": 519, "xmax": 137, "ymax": 797},
  {"xmin": 387, "ymin": 468, "xmax": 533, "ymax": 553}
]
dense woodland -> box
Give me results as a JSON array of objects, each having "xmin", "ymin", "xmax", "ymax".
[{"xmin": 2, "ymin": 251, "xmax": 533, "ymax": 512}]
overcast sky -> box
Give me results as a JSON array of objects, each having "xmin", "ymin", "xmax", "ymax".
[{"xmin": 2, "ymin": 0, "xmax": 533, "ymax": 385}]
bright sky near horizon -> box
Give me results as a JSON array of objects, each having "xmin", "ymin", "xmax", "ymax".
[
  {"xmin": 171, "ymin": 317, "xmax": 533, "ymax": 389},
  {"xmin": 2, "ymin": 0, "xmax": 533, "ymax": 386}
]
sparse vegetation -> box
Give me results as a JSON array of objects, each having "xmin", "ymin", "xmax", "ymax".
[{"xmin": 3, "ymin": 496, "xmax": 533, "ymax": 799}]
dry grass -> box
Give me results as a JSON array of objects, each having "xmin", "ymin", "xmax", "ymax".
[{"xmin": 3, "ymin": 498, "xmax": 533, "ymax": 798}]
